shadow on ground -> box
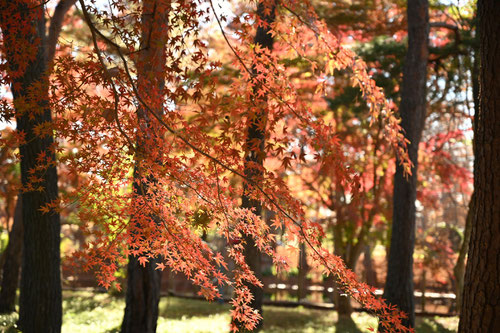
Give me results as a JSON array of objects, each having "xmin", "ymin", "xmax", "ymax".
[
  {"xmin": 159, "ymin": 297, "xmax": 230, "ymax": 319},
  {"xmin": 1, "ymin": 291, "xmax": 459, "ymax": 333}
]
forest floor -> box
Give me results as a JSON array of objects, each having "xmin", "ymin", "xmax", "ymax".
[{"xmin": 0, "ymin": 290, "xmax": 458, "ymax": 333}]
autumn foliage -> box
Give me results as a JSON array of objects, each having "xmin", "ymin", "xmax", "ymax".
[{"xmin": 0, "ymin": 0, "xmax": 424, "ymax": 331}]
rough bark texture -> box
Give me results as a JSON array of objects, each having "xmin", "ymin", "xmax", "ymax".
[
  {"xmin": 458, "ymin": 0, "xmax": 500, "ymax": 331},
  {"xmin": 382, "ymin": 0, "xmax": 429, "ymax": 329},
  {"xmin": 0, "ymin": 197, "xmax": 23, "ymax": 313},
  {"xmin": 0, "ymin": 2, "xmax": 63, "ymax": 332},
  {"xmin": 121, "ymin": 1, "xmax": 168, "ymax": 332},
  {"xmin": 236, "ymin": 2, "xmax": 275, "ymax": 331},
  {"xmin": 0, "ymin": 0, "xmax": 72, "ymax": 326},
  {"xmin": 121, "ymin": 253, "xmax": 162, "ymax": 333},
  {"xmin": 0, "ymin": 1, "xmax": 62, "ymax": 333}
]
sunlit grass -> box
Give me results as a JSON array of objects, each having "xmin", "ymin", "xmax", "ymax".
[{"xmin": 0, "ymin": 290, "xmax": 458, "ymax": 333}]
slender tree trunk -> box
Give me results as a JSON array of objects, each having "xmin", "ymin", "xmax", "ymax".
[
  {"xmin": 122, "ymin": 252, "xmax": 162, "ymax": 333},
  {"xmin": 458, "ymin": 0, "xmax": 500, "ymax": 330},
  {"xmin": 0, "ymin": 197, "xmax": 23, "ymax": 313},
  {"xmin": 382, "ymin": 0, "xmax": 429, "ymax": 329},
  {"xmin": 121, "ymin": 1, "xmax": 168, "ymax": 332},
  {"xmin": 453, "ymin": 192, "xmax": 474, "ymax": 313},
  {"xmin": 332, "ymin": 255, "xmax": 355, "ymax": 319},
  {"xmin": 235, "ymin": 2, "xmax": 275, "ymax": 331},
  {"xmin": 331, "ymin": 230, "xmax": 354, "ymax": 319},
  {"xmin": 453, "ymin": 34, "xmax": 479, "ymax": 314},
  {"xmin": 323, "ymin": 274, "xmax": 335, "ymax": 303},
  {"xmin": 0, "ymin": 2, "xmax": 63, "ymax": 331},
  {"xmin": 297, "ymin": 242, "xmax": 309, "ymax": 301},
  {"xmin": 420, "ymin": 270, "xmax": 426, "ymax": 312},
  {"xmin": 333, "ymin": 289, "xmax": 353, "ymax": 318},
  {"xmin": 362, "ymin": 244, "xmax": 378, "ymax": 287}
]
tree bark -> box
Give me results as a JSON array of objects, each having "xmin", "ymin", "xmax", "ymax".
[
  {"xmin": 121, "ymin": 253, "xmax": 162, "ymax": 333},
  {"xmin": 0, "ymin": 1, "xmax": 63, "ymax": 332},
  {"xmin": 0, "ymin": 197, "xmax": 23, "ymax": 313},
  {"xmin": 0, "ymin": 0, "xmax": 72, "ymax": 327},
  {"xmin": 121, "ymin": 1, "xmax": 168, "ymax": 332},
  {"xmin": 458, "ymin": 0, "xmax": 500, "ymax": 331},
  {"xmin": 46, "ymin": 0, "xmax": 77, "ymax": 64},
  {"xmin": 382, "ymin": 0, "xmax": 429, "ymax": 329}
]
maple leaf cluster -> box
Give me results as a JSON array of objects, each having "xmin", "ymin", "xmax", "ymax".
[{"xmin": 0, "ymin": 0, "xmax": 421, "ymax": 331}]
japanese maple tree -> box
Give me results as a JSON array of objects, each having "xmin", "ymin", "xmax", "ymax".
[{"xmin": 1, "ymin": 0, "xmax": 420, "ymax": 332}]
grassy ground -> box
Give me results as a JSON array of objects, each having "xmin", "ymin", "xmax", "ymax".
[{"xmin": 0, "ymin": 290, "xmax": 458, "ymax": 333}]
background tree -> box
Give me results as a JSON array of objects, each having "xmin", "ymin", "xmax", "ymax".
[
  {"xmin": 458, "ymin": 0, "xmax": 500, "ymax": 330},
  {"xmin": 382, "ymin": 0, "xmax": 429, "ymax": 329},
  {"xmin": 120, "ymin": 0, "xmax": 168, "ymax": 331},
  {"xmin": 235, "ymin": 1, "xmax": 275, "ymax": 331},
  {"xmin": 9, "ymin": 0, "xmax": 423, "ymax": 331}
]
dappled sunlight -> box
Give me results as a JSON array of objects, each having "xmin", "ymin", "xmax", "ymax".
[{"xmin": 0, "ymin": 291, "xmax": 445, "ymax": 332}]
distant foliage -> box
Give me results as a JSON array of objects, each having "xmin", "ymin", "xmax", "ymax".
[{"xmin": 1, "ymin": 0, "xmax": 417, "ymax": 331}]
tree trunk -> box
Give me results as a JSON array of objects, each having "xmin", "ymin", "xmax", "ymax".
[
  {"xmin": 0, "ymin": 1, "xmax": 63, "ymax": 332},
  {"xmin": 323, "ymin": 274, "xmax": 335, "ymax": 304},
  {"xmin": 362, "ymin": 244, "xmax": 378, "ymax": 287},
  {"xmin": 235, "ymin": 3, "xmax": 275, "ymax": 331},
  {"xmin": 420, "ymin": 269, "xmax": 426, "ymax": 312},
  {"xmin": 121, "ymin": 1, "xmax": 168, "ymax": 332},
  {"xmin": 122, "ymin": 254, "xmax": 162, "ymax": 333},
  {"xmin": 334, "ymin": 289, "xmax": 353, "ymax": 318},
  {"xmin": 453, "ymin": 192, "xmax": 474, "ymax": 313},
  {"xmin": 382, "ymin": 0, "xmax": 429, "ymax": 329},
  {"xmin": 297, "ymin": 242, "xmax": 309, "ymax": 301},
  {"xmin": 0, "ymin": 197, "xmax": 23, "ymax": 313},
  {"xmin": 458, "ymin": 0, "xmax": 500, "ymax": 331},
  {"xmin": 453, "ymin": 33, "xmax": 479, "ymax": 314},
  {"xmin": 332, "ymin": 257, "xmax": 355, "ymax": 319}
]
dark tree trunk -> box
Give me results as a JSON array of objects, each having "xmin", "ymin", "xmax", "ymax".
[
  {"xmin": 458, "ymin": 0, "xmax": 500, "ymax": 331},
  {"xmin": 121, "ymin": 1, "xmax": 168, "ymax": 332},
  {"xmin": 382, "ymin": 0, "xmax": 429, "ymax": 329},
  {"xmin": 0, "ymin": 197, "xmax": 23, "ymax": 313},
  {"xmin": 235, "ymin": 2, "xmax": 275, "ymax": 331},
  {"xmin": 122, "ymin": 254, "xmax": 162, "ymax": 333},
  {"xmin": 0, "ymin": 2, "xmax": 62, "ymax": 332}
]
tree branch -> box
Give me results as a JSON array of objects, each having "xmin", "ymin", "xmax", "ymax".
[
  {"xmin": 47, "ymin": 0, "xmax": 76, "ymax": 64},
  {"xmin": 430, "ymin": 22, "xmax": 459, "ymax": 31}
]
